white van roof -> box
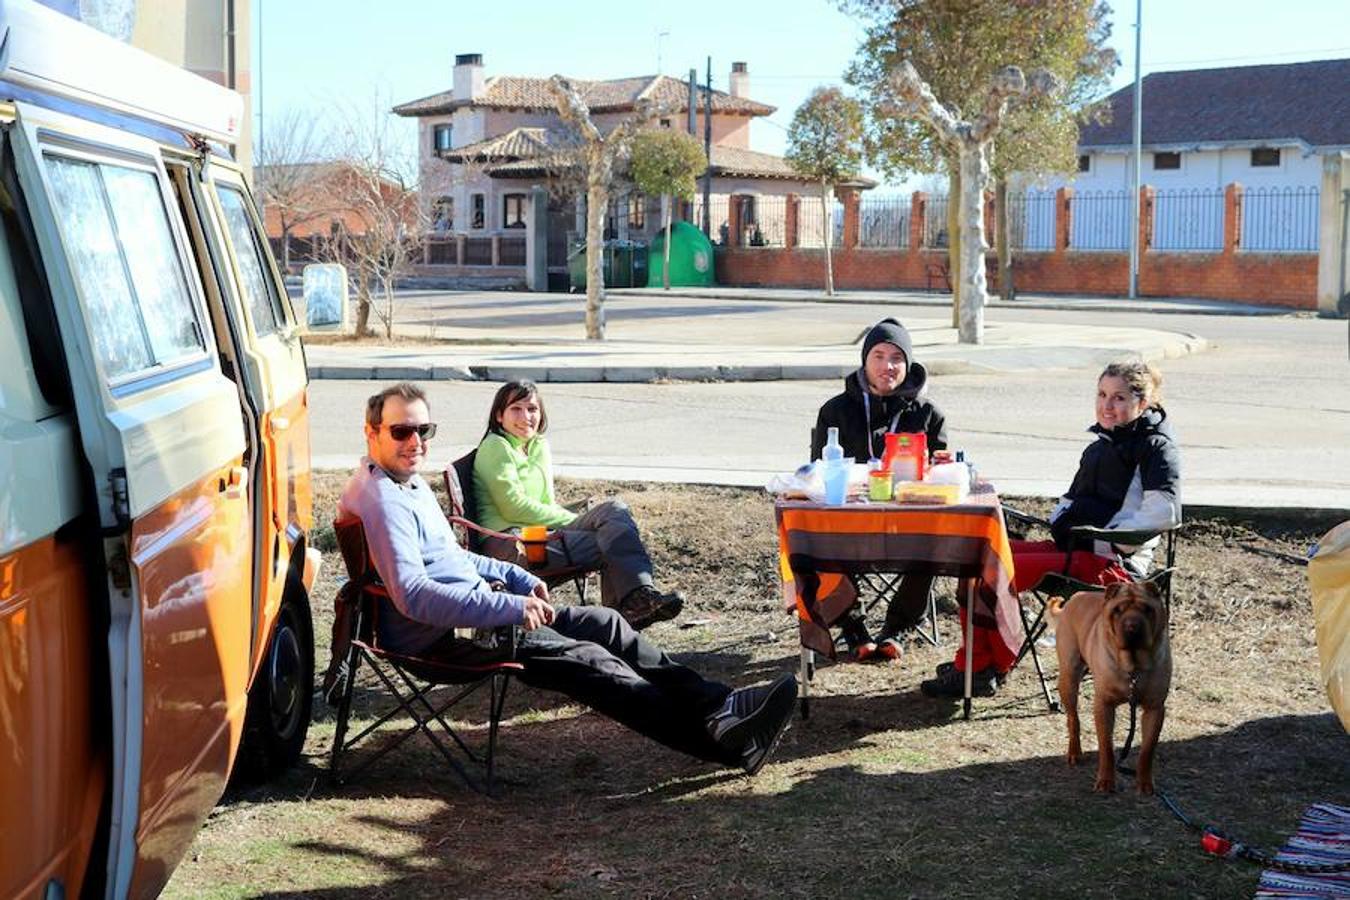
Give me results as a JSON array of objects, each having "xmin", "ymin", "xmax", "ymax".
[{"xmin": 0, "ymin": 0, "xmax": 244, "ymax": 145}]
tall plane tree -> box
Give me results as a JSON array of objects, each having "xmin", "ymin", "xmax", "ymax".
[{"xmin": 785, "ymin": 87, "xmax": 864, "ymax": 296}]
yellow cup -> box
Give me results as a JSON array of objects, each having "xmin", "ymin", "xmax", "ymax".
[{"xmin": 520, "ymin": 525, "xmax": 549, "ymax": 564}]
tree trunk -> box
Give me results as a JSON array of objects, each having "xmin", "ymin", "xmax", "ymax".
[
  {"xmin": 822, "ymin": 180, "xmax": 835, "ymax": 296},
  {"xmin": 382, "ymin": 275, "xmax": 395, "ymax": 340},
  {"xmin": 956, "ymin": 144, "xmax": 991, "ymax": 344},
  {"xmin": 353, "ymin": 278, "xmax": 372, "ymax": 337},
  {"xmin": 995, "ymin": 176, "xmax": 1013, "ymax": 302},
  {"xmin": 663, "ymin": 194, "xmax": 672, "ymax": 290},
  {"xmin": 585, "ymin": 174, "xmax": 607, "ymax": 340},
  {"xmin": 947, "ymin": 167, "xmax": 961, "ymax": 328}
]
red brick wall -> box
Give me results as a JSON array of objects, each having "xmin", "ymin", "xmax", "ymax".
[{"xmin": 716, "ymin": 246, "xmax": 1316, "ymax": 308}]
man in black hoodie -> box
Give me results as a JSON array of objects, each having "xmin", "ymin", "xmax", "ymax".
[{"xmin": 810, "ymin": 318, "xmax": 948, "ymax": 660}]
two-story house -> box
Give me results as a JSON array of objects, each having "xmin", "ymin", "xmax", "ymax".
[{"xmin": 392, "ymin": 55, "xmax": 837, "ymax": 254}]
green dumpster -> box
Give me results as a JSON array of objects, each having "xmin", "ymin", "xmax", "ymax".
[
  {"xmin": 570, "ymin": 241, "xmax": 635, "ymax": 291},
  {"xmin": 647, "ymin": 221, "xmax": 715, "ymax": 287}
]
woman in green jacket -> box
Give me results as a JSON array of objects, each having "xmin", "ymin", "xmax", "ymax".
[{"xmin": 474, "ymin": 380, "xmax": 684, "ymax": 630}]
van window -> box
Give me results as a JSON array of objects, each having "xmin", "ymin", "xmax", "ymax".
[
  {"xmin": 46, "ymin": 156, "xmax": 204, "ymax": 379},
  {"xmin": 216, "ymin": 185, "xmax": 286, "ymax": 337}
]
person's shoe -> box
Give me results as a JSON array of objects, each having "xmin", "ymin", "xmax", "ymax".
[
  {"xmin": 876, "ymin": 637, "xmax": 903, "ymax": 661},
  {"xmin": 707, "ymin": 674, "xmax": 798, "ymax": 774},
  {"xmin": 851, "ymin": 640, "xmax": 879, "ymax": 662},
  {"xmin": 618, "ymin": 585, "xmax": 684, "ymax": 630},
  {"xmin": 921, "ymin": 664, "xmax": 999, "ymax": 698},
  {"xmin": 935, "ymin": 661, "xmax": 1009, "ymax": 686}
]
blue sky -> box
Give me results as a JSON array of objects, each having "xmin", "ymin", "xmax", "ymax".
[{"xmin": 252, "ymin": 0, "xmax": 1346, "ymax": 188}]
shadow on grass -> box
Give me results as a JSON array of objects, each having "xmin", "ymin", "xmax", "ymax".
[{"xmin": 231, "ymin": 702, "xmax": 1345, "ymax": 900}]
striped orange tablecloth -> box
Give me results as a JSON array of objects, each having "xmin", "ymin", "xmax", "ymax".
[{"xmin": 775, "ymin": 487, "xmax": 1024, "ymax": 659}]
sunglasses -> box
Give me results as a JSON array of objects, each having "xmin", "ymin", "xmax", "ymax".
[{"xmin": 383, "ymin": 422, "xmax": 437, "ymax": 442}]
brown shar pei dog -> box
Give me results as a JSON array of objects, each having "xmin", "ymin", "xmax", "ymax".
[{"xmin": 1048, "ymin": 581, "xmax": 1171, "ymax": 794}]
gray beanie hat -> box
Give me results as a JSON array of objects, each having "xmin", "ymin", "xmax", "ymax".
[{"xmin": 861, "ymin": 318, "xmax": 913, "ymax": 367}]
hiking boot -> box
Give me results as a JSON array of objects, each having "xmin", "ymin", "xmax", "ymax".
[
  {"xmin": 921, "ymin": 664, "xmax": 1000, "ymax": 698},
  {"xmin": 707, "ymin": 673, "xmax": 798, "ymax": 775},
  {"xmin": 618, "ymin": 585, "xmax": 684, "ymax": 630},
  {"xmin": 935, "ymin": 661, "xmax": 1009, "ymax": 686}
]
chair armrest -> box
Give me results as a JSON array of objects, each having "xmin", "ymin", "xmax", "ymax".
[
  {"xmin": 1029, "ymin": 572, "xmax": 1104, "ymax": 599},
  {"xmin": 1004, "ymin": 507, "xmax": 1052, "ymax": 530},
  {"xmin": 563, "ymin": 497, "xmax": 594, "ymax": 515},
  {"xmin": 1068, "ymin": 525, "xmax": 1168, "ymax": 546}
]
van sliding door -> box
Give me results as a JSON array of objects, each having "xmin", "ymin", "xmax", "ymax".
[{"xmin": 10, "ymin": 103, "xmax": 255, "ymax": 899}]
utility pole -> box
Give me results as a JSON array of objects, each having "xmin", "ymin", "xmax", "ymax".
[
  {"xmin": 1128, "ymin": 0, "xmax": 1143, "ymax": 299},
  {"xmin": 687, "ymin": 68, "xmax": 696, "ymax": 135},
  {"xmin": 702, "ymin": 56, "xmax": 712, "ymax": 237}
]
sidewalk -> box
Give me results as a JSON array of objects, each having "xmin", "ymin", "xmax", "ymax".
[{"xmin": 302, "ymin": 288, "xmax": 1213, "ymax": 383}]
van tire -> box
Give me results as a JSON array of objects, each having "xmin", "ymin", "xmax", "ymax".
[{"xmin": 234, "ymin": 579, "xmax": 314, "ymax": 782}]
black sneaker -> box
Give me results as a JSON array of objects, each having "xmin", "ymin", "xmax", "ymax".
[
  {"xmin": 936, "ymin": 661, "xmax": 1009, "ymax": 686},
  {"xmin": 921, "ymin": 665, "xmax": 999, "ymax": 698},
  {"xmin": 706, "ymin": 674, "xmax": 798, "ymax": 775},
  {"xmin": 618, "ymin": 586, "xmax": 684, "ymax": 630}
]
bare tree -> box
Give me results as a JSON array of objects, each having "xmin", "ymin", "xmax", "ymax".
[
  {"xmin": 548, "ymin": 76, "xmax": 668, "ymax": 339},
  {"xmin": 886, "ymin": 61, "xmax": 1058, "ymax": 343},
  {"xmin": 786, "ymin": 87, "xmax": 864, "ymax": 296},
  {"xmin": 254, "ymin": 108, "xmax": 327, "ymax": 271},
  {"xmin": 320, "ymin": 94, "xmax": 426, "ymax": 338}
]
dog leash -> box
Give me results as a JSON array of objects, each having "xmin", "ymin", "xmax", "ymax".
[{"xmin": 1113, "ymin": 673, "xmax": 1350, "ymax": 875}]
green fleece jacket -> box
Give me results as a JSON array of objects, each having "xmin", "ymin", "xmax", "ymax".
[{"xmin": 473, "ymin": 433, "xmax": 578, "ymax": 532}]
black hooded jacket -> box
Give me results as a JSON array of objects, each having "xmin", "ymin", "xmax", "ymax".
[
  {"xmin": 811, "ymin": 364, "xmax": 948, "ymax": 463},
  {"xmin": 1050, "ymin": 406, "xmax": 1182, "ymax": 550}
]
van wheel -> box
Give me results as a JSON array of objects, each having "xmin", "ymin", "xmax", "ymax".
[{"xmin": 234, "ymin": 580, "xmax": 314, "ymax": 782}]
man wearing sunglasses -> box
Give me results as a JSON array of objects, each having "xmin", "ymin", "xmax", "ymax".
[{"xmin": 338, "ymin": 383, "xmax": 797, "ymax": 776}]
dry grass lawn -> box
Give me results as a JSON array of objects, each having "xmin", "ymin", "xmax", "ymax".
[{"xmin": 163, "ymin": 473, "xmax": 1348, "ymax": 899}]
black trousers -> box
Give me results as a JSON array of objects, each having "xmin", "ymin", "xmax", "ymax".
[{"xmin": 427, "ymin": 606, "xmax": 736, "ymax": 765}]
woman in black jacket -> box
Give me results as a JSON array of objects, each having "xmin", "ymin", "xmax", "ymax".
[
  {"xmin": 920, "ymin": 359, "xmax": 1182, "ymax": 698},
  {"xmin": 812, "ymin": 318, "xmax": 948, "ymax": 660}
]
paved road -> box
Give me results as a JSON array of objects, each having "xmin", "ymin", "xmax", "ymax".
[{"xmin": 308, "ymin": 305, "xmax": 1350, "ymax": 512}]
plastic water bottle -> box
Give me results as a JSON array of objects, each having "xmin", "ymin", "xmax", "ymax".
[{"xmin": 822, "ymin": 427, "xmax": 848, "ymax": 504}]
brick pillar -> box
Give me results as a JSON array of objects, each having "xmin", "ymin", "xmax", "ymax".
[
  {"xmin": 910, "ymin": 191, "xmax": 927, "ymax": 251},
  {"xmin": 1055, "ymin": 187, "xmax": 1073, "ymax": 253},
  {"xmin": 983, "ymin": 191, "xmax": 996, "ymax": 243},
  {"xmin": 727, "ymin": 194, "xmax": 744, "ymax": 248},
  {"xmin": 785, "ymin": 194, "xmax": 799, "ymax": 249},
  {"xmin": 491, "ymin": 234, "xmax": 501, "ymax": 267},
  {"xmin": 1223, "ymin": 182, "xmax": 1243, "ymax": 255},
  {"xmin": 1139, "ymin": 185, "xmax": 1155, "ymax": 253},
  {"xmin": 838, "ymin": 186, "xmax": 861, "ymax": 249},
  {"xmin": 455, "ymin": 234, "xmax": 466, "ymax": 266}
]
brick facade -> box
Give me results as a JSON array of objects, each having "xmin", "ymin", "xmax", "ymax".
[{"xmin": 714, "ymin": 183, "xmax": 1317, "ymax": 309}]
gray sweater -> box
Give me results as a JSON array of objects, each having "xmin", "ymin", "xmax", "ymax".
[{"xmin": 338, "ymin": 458, "xmax": 541, "ymax": 653}]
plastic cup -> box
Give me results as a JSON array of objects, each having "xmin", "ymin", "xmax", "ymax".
[
  {"xmin": 520, "ymin": 525, "xmax": 549, "ymax": 564},
  {"xmin": 823, "ymin": 462, "xmax": 848, "ymax": 506}
]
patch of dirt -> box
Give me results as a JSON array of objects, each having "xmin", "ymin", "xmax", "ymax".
[{"xmin": 165, "ymin": 474, "xmax": 1347, "ymax": 900}]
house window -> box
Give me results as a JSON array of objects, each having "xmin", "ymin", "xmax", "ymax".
[
  {"xmin": 502, "ymin": 193, "xmax": 527, "ymax": 229},
  {"xmin": 432, "ymin": 196, "xmax": 454, "ymax": 232},
  {"xmin": 432, "ymin": 124, "xmax": 453, "ymax": 153},
  {"xmin": 470, "ymin": 193, "xmax": 485, "ymax": 229},
  {"xmin": 1077, "ymin": 154, "xmax": 1091, "ymax": 173},
  {"xmin": 1250, "ymin": 147, "xmax": 1280, "ymax": 167},
  {"xmin": 1152, "ymin": 151, "xmax": 1181, "ymax": 170},
  {"xmin": 659, "ymin": 118, "xmax": 672, "ymax": 128},
  {"xmin": 627, "ymin": 192, "xmax": 646, "ymax": 230}
]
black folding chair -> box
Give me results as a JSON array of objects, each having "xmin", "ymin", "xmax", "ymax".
[
  {"xmin": 1005, "ymin": 508, "xmax": 1181, "ymax": 711},
  {"xmin": 444, "ymin": 450, "xmax": 599, "ymax": 604},
  {"xmin": 326, "ymin": 516, "xmax": 523, "ymax": 794}
]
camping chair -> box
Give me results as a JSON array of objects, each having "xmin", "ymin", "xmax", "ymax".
[
  {"xmin": 326, "ymin": 516, "xmax": 523, "ymax": 794},
  {"xmin": 443, "ymin": 450, "xmax": 599, "ymax": 604},
  {"xmin": 1005, "ymin": 507, "xmax": 1182, "ymax": 711}
]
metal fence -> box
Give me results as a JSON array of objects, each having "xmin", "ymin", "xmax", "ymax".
[
  {"xmin": 1005, "ymin": 190, "xmax": 1056, "ymax": 251},
  {"xmin": 691, "ymin": 194, "xmax": 730, "ymax": 246},
  {"xmin": 1151, "ymin": 188, "xmax": 1224, "ymax": 251},
  {"xmin": 798, "ymin": 196, "xmax": 841, "ymax": 248},
  {"xmin": 923, "ymin": 194, "xmax": 950, "ymax": 247},
  {"xmin": 1069, "ymin": 190, "xmax": 1130, "ymax": 251},
  {"xmin": 1241, "ymin": 186, "xmax": 1319, "ymax": 252},
  {"xmin": 858, "ymin": 195, "xmax": 911, "ymax": 248},
  {"xmin": 751, "ymin": 195, "xmax": 788, "ymax": 246}
]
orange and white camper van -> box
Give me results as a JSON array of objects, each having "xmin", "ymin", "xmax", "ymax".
[{"xmin": 0, "ymin": 3, "xmax": 319, "ymax": 897}]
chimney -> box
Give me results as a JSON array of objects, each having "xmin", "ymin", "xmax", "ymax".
[
  {"xmin": 454, "ymin": 53, "xmax": 486, "ymax": 102},
  {"xmin": 729, "ymin": 61, "xmax": 749, "ymax": 99}
]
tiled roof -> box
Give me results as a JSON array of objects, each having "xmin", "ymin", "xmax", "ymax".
[
  {"xmin": 438, "ymin": 127, "xmax": 574, "ymax": 162},
  {"xmin": 1080, "ymin": 58, "xmax": 1350, "ymax": 149},
  {"xmin": 393, "ymin": 74, "xmax": 773, "ymax": 117}
]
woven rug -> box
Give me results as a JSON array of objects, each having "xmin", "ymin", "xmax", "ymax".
[{"xmin": 1255, "ymin": 803, "xmax": 1350, "ymax": 898}]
